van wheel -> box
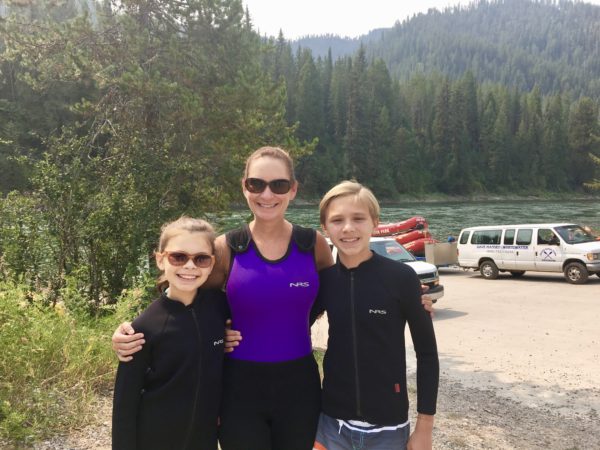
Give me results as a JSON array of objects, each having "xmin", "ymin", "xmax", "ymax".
[
  {"xmin": 510, "ymin": 271, "xmax": 525, "ymax": 277},
  {"xmin": 564, "ymin": 262, "xmax": 588, "ymax": 284},
  {"xmin": 480, "ymin": 260, "xmax": 499, "ymax": 280}
]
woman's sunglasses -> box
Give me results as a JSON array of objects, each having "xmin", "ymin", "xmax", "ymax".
[
  {"xmin": 244, "ymin": 178, "xmax": 292, "ymax": 195},
  {"xmin": 160, "ymin": 251, "xmax": 214, "ymax": 268}
]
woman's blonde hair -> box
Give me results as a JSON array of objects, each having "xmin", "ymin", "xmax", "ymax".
[
  {"xmin": 319, "ymin": 180, "xmax": 380, "ymax": 225},
  {"xmin": 156, "ymin": 216, "xmax": 216, "ymax": 292},
  {"xmin": 244, "ymin": 146, "xmax": 296, "ymax": 182}
]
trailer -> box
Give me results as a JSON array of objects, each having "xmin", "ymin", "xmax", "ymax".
[{"xmin": 424, "ymin": 241, "xmax": 458, "ymax": 267}]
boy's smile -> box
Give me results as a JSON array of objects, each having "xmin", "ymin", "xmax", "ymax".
[{"xmin": 322, "ymin": 195, "xmax": 377, "ymax": 268}]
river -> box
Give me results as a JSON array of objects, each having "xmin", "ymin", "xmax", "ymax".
[{"xmin": 217, "ymin": 199, "xmax": 600, "ymax": 240}]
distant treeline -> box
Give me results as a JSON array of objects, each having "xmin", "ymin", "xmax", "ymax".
[
  {"xmin": 264, "ymin": 38, "xmax": 599, "ymax": 197},
  {"xmin": 294, "ymin": 0, "xmax": 600, "ymax": 101}
]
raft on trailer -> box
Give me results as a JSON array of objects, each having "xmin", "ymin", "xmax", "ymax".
[
  {"xmin": 394, "ymin": 229, "xmax": 431, "ymax": 245},
  {"xmin": 402, "ymin": 237, "xmax": 437, "ymax": 257},
  {"xmin": 372, "ymin": 216, "xmax": 428, "ymax": 237},
  {"xmin": 372, "ymin": 216, "xmax": 435, "ymax": 257}
]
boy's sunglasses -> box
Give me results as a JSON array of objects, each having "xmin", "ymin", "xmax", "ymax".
[
  {"xmin": 160, "ymin": 251, "xmax": 214, "ymax": 268},
  {"xmin": 244, "ymin": 178, "xmax": 292, "ymax": 195}
]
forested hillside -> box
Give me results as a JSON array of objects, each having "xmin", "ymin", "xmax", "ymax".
[
  {"xmin": 294, "ymin": 0, "xmax": 600, "ymax": 100},
  {"xmin": 263, "ymin": 40, "xmax": 599, "ymax": 198}
]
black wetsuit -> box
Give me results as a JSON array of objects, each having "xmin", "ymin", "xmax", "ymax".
[
  {"xmin": 312, "ymin": 252, "xmax": 439, "ymax": 425},
  {"xmin": 112, "ymin": 290, "xmax": 229, "ymax": 450}
]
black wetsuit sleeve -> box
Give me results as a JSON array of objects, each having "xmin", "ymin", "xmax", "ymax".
[
  {"xmin": 112, "ymin": 319, "xmax": 153, "ymax": 449},
  {"xmin": 309, "ymin": 272, "xmax": 327, "ymax": 326},
  {"xmin": 402, "ymin": 268, "xmax": 439, "ymax": 415}
]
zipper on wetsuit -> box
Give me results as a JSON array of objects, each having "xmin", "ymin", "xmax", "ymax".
[
  {"xmin": 349, "ymin": 271, "xmax": 362, "ymax": 417},
  {"xmin": 182, "ymin": 307, "xmax": 203, "ymax": 450}
]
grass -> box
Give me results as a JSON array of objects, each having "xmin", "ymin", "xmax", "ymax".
[{"xmin": 0, "ymin": 280, "xmax": 148, "ymax": 444}]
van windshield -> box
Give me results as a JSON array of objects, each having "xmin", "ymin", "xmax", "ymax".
[
  {"xmin": 555, "ymin": 225, "xmax": 596, "ymax": 244},
  {"xmin": 370, "ymin": 241, "xmax": 415, "ymax": 262}
]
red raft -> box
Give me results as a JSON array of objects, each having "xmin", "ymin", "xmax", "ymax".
[
  {"xmin": 373, "ymin": 216, "xmax": 437, "ymax": 257},
  {"xmin": 402, "ymin": 237, "xmax": 436, "ymax": 256},
  {"xmin": 394, "ymin": 229, "xmax": 431, "ymax": 245},
  {"xmin": 372, "ymin": 216, "xmax": 428, "ymax": 237}
]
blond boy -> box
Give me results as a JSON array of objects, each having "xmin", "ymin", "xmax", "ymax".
[{"xmin": 312, "ymin": 181, "xmax": 438, "ymax": 450}]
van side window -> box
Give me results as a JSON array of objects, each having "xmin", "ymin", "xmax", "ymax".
[
  {"xmin": 516, "ymin": 229, "xmax": 533, "ymax": 245},
  {"xmin": 472, "ymin": 230, "xmax": 501, "ymax": 245},
  {"xmin": 537, "ymin": 229, "xmax": 557, "ymax": 245},
  {"xmin": 503, "ymin": 229, "xmax": 515, "ymax": 245},
  {"xmin": 459, "ymin": 231, "xmax": 470, "ymax": 244}
]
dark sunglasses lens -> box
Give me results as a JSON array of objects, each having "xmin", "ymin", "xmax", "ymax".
[
  {"xmin": 167, "ymin": 252, "xmax": 188, "ymax": 266},
  {"xmin": 269, "ymin": 179, "xmax": 291, "ymax": 194},
  {"xmin": 245, "ymin": 178, "xmax": 267, "ymax": 193},
  {"xmin": 192, "ymin": 254, "xmax": 213, "ymax": 268}
]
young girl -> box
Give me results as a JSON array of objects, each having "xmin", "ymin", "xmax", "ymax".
[
  {"xmin": 112, "ymin": 217, "xmax": 229, "ymax": 450},
  {"xmin": 313, "ymin": 181, "xmax": 439, "ymax": 450}
]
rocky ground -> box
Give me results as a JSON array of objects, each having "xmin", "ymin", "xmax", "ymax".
[{"xmin": 3, "ymin": 373, "xmax": 597, "ymax": 450}]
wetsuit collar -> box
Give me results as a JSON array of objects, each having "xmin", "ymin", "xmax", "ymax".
[
  {"xmin": 160, "ymin": 291, "xmax": 200, "ymax": 311},
  {"xmin": 336, "ymin": 251, "xmax": 377, "ymax": 272}
]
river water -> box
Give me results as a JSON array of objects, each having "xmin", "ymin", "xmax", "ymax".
[{"xmin": 218, "ymin": 199, "xmax": 600, "ymax": 241}]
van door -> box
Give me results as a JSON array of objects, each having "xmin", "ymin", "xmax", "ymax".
[
  {"xmin": 534, "ymin": 228, "xmax": 563, "ymax": 272},
  {"xmin": 500, "ymin": 228, "xmax": 517, "ymax": 269},
  {"xmin": 514, "ymin": 228, "xmax": 536, "ymax": 270}
]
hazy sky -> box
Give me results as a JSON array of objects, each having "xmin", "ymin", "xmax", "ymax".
[{"xmin": 241, "ymin": 0, "xmax": 600, "ymax": 39}]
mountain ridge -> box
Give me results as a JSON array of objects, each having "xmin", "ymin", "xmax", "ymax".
[{"xmin": 292, "ymin": 0, "xmax": 600, "ymax": 99}]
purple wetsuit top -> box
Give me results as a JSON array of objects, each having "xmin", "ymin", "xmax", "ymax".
[{"xmin": 225, "ymin": 226, "xmax": 319, "ymax": 362}]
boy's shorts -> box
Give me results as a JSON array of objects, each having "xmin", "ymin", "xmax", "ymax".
[{"xmin": 313, "ymin": 412, "xmax": 410, "ymax": 450}]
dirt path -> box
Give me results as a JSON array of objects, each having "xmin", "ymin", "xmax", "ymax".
[
  {"xmin": 8, "ymin": 269, "xmax": 600, "ymax": 449},
  {"xmin": 18, "ymin": 376, "xmax": 600, "ymax": 450}
]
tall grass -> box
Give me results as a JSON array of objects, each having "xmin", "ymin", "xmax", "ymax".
[{"xmin": 0, "ymin": 280, "xmax": 152, "ymax": 444}]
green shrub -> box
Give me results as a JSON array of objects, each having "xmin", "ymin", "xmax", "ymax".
[{"xmin": 0, "ymin": 279, "xmax": 154, "ymax": 443}]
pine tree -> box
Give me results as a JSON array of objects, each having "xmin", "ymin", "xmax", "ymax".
[
  {"xmin": 541, "ymin": 94, "xmax": 568, "ymax": 190},
  {"xmin": 343, "ymin": 46, "xmax": 369, "ymax": 180},
  {"xmin": 431, "ymin": 79, "xmax": 452, "ymax": 191},
  {"xmin": 569, "ymin": 97, "xmax": 600, "ymax": 188}
]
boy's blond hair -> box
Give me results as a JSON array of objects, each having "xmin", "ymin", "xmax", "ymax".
[{"xmin": 319, "ymin": 180, "xmax": 380, "ymax": 225}]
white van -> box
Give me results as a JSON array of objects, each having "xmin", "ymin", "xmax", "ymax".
[{"xmin": 457, "ymin": 223, "xmax": 600, "ymax": 284}]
